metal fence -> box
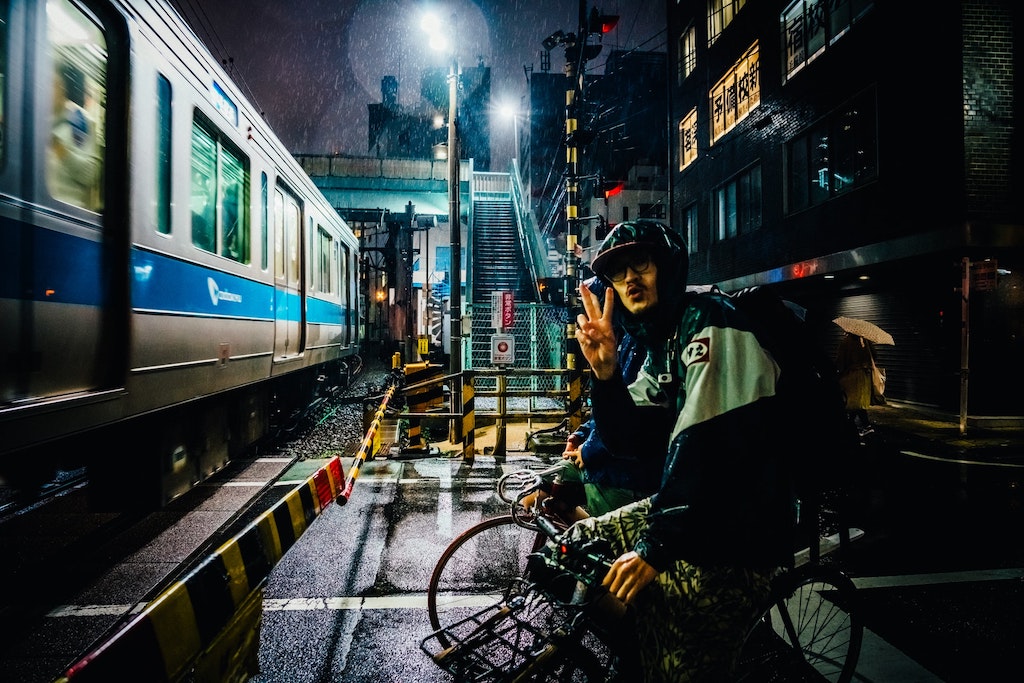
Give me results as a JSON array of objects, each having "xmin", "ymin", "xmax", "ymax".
[{"xmin": 467, "ymin": 301, "xmax": 569, "ymax": 411}]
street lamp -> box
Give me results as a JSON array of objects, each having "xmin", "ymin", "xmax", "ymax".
[{"xmin": 422, "ymin": 11, "xmax": 463, "ymax": 442}]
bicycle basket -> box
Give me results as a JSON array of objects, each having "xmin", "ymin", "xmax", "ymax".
[{"xmin": 421, "ymin": 589, "xmax": 586, "ymax": 681}]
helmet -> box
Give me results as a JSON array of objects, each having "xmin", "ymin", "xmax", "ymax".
[{"xmin": 590, "ymin": 220, "xmax": 687, "ymax": 282}]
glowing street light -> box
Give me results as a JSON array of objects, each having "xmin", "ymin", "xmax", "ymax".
[{"xmin": 422, "ymin": 10, "xmax": 464, "ymax": 445}]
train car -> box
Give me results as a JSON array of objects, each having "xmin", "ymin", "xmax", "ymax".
[{"xmin": 0, "ymin": 0, "xmax": 361, "ymax": 507}]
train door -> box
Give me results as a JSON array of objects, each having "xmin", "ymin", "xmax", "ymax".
[
  {"xmin": 1, "ymin": 0, "xmax": 121, "ymax": 405},
  {"xmin": 272, "ymin": 184, "xmax": 304, "ymax": 360}
]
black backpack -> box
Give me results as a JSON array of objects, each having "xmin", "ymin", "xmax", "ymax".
[{"xmin": 724, "ymin": 286, "xmax": 860, "ymax": 552}]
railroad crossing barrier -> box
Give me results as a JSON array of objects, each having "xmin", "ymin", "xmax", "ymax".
[
  {"xmin": 396, "ymin": 361, "xmax": 444, "ymax": 456},
  {"xmin": 53, "ymin": 376, "xmax": 410, "ymax": 682},
  {"xmin": 54, "ymin": 457, "xmax": 347, "ymax": 683}
]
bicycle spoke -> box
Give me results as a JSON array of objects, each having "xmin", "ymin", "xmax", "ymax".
[{"xmin": 427, "ymin": 516, "xmax": 541, "ymax": 645}]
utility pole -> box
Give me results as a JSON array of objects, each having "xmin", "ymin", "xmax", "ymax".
[{"xmin": 543, "ymin": 1, "xmax": 618, "ymax": 432}]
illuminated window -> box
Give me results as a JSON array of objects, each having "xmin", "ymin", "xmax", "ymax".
[
  {"xmin": 678, "ymin": 24, "xmax": 697, "ymax": 85},
  {"xmin": 781, "ymin": 0, "xmax": 874, "ymax": 83},
  {"xmin": 316, "ymin": 225, "xmax": 335, "ymax": 294},
  {"xmin": 156, "ymin": 75, "xmax": 172, "ymax": 234},
  {"xmin": 683, "ymin": 203, "xmax": 698, "ymax": 255},
  {"xmin": 190, "ymin": 119, "xmax": 249, "ymax": 263},
  {"xmin": 45, "ymin": 0, "xmax": 107, "ymax": 212},
  {"xmin": 679, "ymin": 108, "xmax": 698, "ymax": 170},
  {"xmin": 709, "ymin": 42, "xmax": 759, "ymax": 145},
  {"xmin": 786, "ymin": 88, "xmax": 877, "ymax": 212},
  {"xmin": 712, "ymin": 164, "xmax": 761, "ymax": 241},
  {"xmin": 708, "ymin": 0, "xmax": 747, "ymax": 46}
]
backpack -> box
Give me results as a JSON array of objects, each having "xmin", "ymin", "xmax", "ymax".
[{"xmin": 723, "ymin": 286, "xmax": 860, "ymax": 545}]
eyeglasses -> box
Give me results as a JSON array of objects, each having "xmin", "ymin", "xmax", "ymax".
[{"xmin": 606, "ymin": 253, "xmax": 653, "ymax": 282}]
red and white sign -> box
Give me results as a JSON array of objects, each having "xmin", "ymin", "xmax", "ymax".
[
  {"xmin": 491, "ymin": 291, "xmax": 515, "ymax": 330},
  {"xmin": 491, "ymin": 334, "xmax": 515, "ymax": 365},
  {"xmin": 502, "ymin": 291, "xmax": 515, "ymax": 329}
]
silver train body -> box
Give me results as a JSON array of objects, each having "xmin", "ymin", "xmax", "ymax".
[{"xmin": 0, "ymin": 0, "xmax": 360, "ymax": 506}]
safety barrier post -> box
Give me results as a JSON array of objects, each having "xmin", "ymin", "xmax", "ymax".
[
  {"xmin": 398, "ymin": 361, "xmax": 444, "ymax": 457},
  {"xmin": 492, "ymin": 371, "xmax": 507, "ymax": 457},
  {"xmin": 461, "ymin": 370, "xmax": 475, "ymax": 461}
]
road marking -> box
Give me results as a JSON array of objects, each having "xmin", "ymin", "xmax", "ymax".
[{"xmin": 46, "ymin": 567, "xmax": 1024, "ymax": 617}]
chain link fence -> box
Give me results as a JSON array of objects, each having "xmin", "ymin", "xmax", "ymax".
[{"xmin": 467, "ymin": 302, "xmax": 571, "ymax": 413}]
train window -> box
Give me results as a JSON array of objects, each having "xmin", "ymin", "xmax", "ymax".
[
  {"xmin": 190, "ymin": 117, "xmax": 250, "ymax": 263},
  {"xmin": 260, "ymin": 172, "xmax": 269, "ymax": 270},
  {"xmin": 273, "ymin": 186, "xmax": 300, "ymax": 284},
  {"xmin": 219, "ymin": 148, "xmax": 247, "ymax": 262},
  {"xmin": 155, "ymin": 74, "xmax": 172, "ymax": 234},
  {"xmin": 307, "ymin": 216, "xmax": 314, "ymax": 289},
  {"xmin": 316, "ymin": 226, "xmax": 334, "ymax": 294},
  {"xmin": 45, "ymin": 0, "xmax": 107, "ymax": 212},
  {"xmin": 273, "ymin": 188, "xmax": 285, "ymax": 278}
]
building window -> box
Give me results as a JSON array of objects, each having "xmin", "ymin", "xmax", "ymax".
[
  {"xmin": 708, "ymin": 0, "xmax": 747, "ymax": 46},
  {"xmin": 639, "ymin": 203, "xmax": 666, "ymax": 219},
  {"xmin": 781, "ymin": 0, "xmax": 874, "ymax": 82},
  {"xmin": 713, "ymin": 164, "xmax": 761, "ymax": 241},
  {"xmin": 679, "ymin": 108, "xmax": 698, "ymax": 170},
  {"xmin": 786, "ymin": 88, "xmax": 877, "ymax": 212},
  {"xmin": 678, "ymin": 23, "xmax": 697, "ymax": 85},
  {"xmin": 683, "ymin": 202, "xmax": 698, "ymax": 254},
  {"xmin": 710, "ymin": 42, "xmax": 760, "ymax": 145}
]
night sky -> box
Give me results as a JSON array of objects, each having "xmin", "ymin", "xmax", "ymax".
[{"xmin": 168, "ymin": 0, "xmax": 667, "ymax": 164}]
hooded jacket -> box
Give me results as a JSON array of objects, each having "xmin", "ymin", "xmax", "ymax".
[
  {"xmin": 573, "ymin": 276, "xmax": 669, "ymax": 494},
  {"xmin": 589, "ymin": 221, "xmax": 795, "ymax": 571}
]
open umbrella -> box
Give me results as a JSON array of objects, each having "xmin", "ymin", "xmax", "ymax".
[{"xmin": 833, "ymin": 317, "xmax": 894, "ymax": 345}]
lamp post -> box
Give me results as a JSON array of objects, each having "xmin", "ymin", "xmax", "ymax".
[{"xmin": 423, "ymin": 11, "xmax": 462, "ymax": 444}]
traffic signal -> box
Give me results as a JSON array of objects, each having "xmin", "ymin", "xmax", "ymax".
[
  {"xmin": 593, "ymin": 178, "xmax": 625, "ymax": 199},
  {"xmin": 588, "ymin": 8, "xmax": 619, "ymax": 35}
]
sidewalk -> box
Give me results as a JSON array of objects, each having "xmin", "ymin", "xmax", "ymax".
[{"xmin": 868, "ymin": 401, "xmax": 1024, "ymax": 467}]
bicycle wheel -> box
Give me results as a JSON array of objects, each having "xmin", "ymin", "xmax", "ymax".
[
  {"xmin": 736, "ymin": 564, "xmax": 862, "ymax": 683},
  {"xmin": 427, "ymin": 515, "xmax": 545, "ymax": 647}
]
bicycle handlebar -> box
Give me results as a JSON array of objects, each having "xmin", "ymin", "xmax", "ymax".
[{"xmin": 535, "ymin": 514, "xmax": 614, "ymax": 589}]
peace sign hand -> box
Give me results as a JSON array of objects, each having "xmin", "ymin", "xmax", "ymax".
[{"xmin": 575, "ymin": 282, "xmax": 619, "ymax": 381}]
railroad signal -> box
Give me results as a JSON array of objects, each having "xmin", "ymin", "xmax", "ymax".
[{"xmin": 588, "ymin": 8, "xmax": 619, "ymax": 35}]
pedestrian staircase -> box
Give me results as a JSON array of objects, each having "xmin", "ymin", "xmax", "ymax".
[{"xmin": 471, "ymin": 199, "xmax": 537, "ymax": 304}]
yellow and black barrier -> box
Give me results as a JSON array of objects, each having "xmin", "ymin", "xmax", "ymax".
[
  {"xmin": 340, "ymin": 381, "xmax": 397, "ymax": 502},
  {"xmin": 55, "ymin": 456, "xmax": 346, "ymax": 683},
  {"xmin": 399, "ymin": 361, "xmax": 444, "ymax": 455}
]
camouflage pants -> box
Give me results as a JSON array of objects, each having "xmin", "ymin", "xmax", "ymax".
[{"xmin": 564, "ymin": 498, "xmax": 775, "ymax": 683}]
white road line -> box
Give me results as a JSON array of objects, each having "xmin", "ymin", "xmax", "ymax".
[{"xmin": 46, "ymin": 567, "xmax": 1023, "ymax": 617}]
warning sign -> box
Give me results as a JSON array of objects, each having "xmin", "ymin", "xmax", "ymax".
[
  {"xmin": 491, "ymin": 333, "xmax": 515, "ymax": 365},
  {"xmin": 491, "ymin": 291, "xmax": 515, "ymax": 329}
]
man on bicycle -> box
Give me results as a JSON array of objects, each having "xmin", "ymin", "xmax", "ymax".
[
  {"xmin": 521, "ymin": 276, "xmax": 671, "ymax": 521},
  {"xmin": 570, "ymin": 220, "xmax": 796, "ymax": 682}
]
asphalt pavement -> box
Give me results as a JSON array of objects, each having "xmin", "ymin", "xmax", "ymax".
[{"xmin": 457, "ymin": 401, "xmax": 1024, "ymax": 682}]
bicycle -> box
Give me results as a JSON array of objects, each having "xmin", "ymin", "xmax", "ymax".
[
  {"xmin": 423, "ymin": 466, "xmax": 864, "ymax": 682},
  {"xmin": 422, "ymin": 506, "xmax": 625, "ymax": 681},
  {"xmin": 424, "ymin": 463, "xmax": 583, "ymax": 647}
]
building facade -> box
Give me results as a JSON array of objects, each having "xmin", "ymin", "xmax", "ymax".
[{"xmin": 666, "ymin": 0, "xmax": 1023, "ymax": 416}]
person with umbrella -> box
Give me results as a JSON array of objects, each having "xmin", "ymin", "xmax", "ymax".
[{"xmin": 833, "ymin": 317, "xmax": 893, "ymax": 436}]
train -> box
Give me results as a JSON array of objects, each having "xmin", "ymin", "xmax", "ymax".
[{"xmin": 0, "ymin": 0, "xmax": 361, "ymax": 507}]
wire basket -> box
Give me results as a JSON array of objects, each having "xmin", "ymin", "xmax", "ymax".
[{"xmin": 421, "ymin": 588, "xmax": 586, "ymax": 682}]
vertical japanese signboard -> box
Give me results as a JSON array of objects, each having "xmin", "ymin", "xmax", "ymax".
[{"xmin": 491, "ymin": 291, "xmax": 515, "ymax": 330}]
